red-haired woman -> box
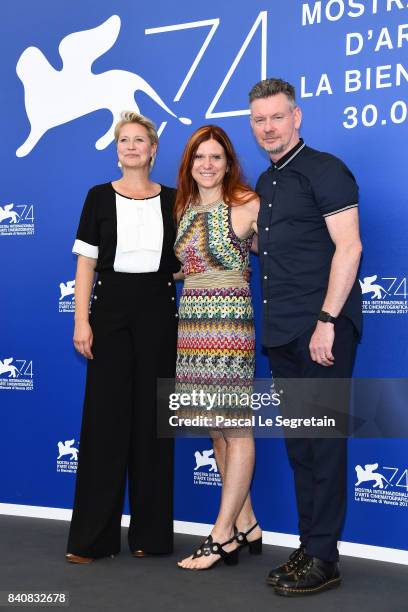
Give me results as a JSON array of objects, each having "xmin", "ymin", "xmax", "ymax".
[{"xmin": 175, "ymin": 125, "xmax": 262, "ymax": 570}]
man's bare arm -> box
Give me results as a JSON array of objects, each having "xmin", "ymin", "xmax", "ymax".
[{"xmin": 309, "ymin": 208, "xmax": 362, "ymax": 366}]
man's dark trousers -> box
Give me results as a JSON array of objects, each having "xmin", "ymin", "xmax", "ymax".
[{"xmin": 268, "ymin": 316, "xmax": 358, "ymax": 562}]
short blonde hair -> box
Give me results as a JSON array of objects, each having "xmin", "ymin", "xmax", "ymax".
[
  {"xmin": 114, "ymin": 111, "xmax": 158, "ymax": 169},
  {"xmin": 114, "ymin": 111, "xmax": 159, "ymax": 146}
]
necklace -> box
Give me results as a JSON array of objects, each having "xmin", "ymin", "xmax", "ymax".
[{"xmin": 111, "ymin": 181, "xmax": 160, "ymax": 200}]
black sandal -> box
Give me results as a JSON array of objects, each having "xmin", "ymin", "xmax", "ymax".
[
  {"xmin": 234, "ymin": 522, "xmax": 262, "ymax": 555},
  {"xmin": 180, "ymin": 534, "xmax": 239, "ymax": 570}
]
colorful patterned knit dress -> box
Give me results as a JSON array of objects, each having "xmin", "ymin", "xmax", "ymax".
[{"xmin": 174, "ymin": 199, "xmax": 255, "ymax": 423}]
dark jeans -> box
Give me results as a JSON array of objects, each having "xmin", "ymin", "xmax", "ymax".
[{"xmin": 268, "ymin": 316, "xmax": 358, "ymax": 562}]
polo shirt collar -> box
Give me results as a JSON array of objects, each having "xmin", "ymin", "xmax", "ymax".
[{"xmin": 272, "ymin": 138, "xmax": 305, "ymax": 170}]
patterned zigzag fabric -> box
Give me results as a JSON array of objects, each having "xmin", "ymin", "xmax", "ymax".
[{"xmin": 174, "ymin": 201, "xmax": 255, "ymax": 421}]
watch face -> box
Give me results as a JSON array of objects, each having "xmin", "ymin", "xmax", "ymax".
[{"xmin": 319, "ymin": 311, "xmax": 331, "ymax": 322}]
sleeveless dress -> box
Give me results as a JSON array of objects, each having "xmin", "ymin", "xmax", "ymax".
[{"xmin": 174, "ymin": 199, "xmax": 255, "ymax": 426}]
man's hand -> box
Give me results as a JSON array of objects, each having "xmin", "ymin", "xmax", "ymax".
[
  {"xmin": 243, "ymin": 265, "xmax": 252, "ymax": 282},
  {"xmin": 309, "ymin": 321, "xmax": 335, "ymax": 366}
]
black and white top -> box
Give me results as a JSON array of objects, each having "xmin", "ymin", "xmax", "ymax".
[{"xmin": 72, "ymin": 182, "xmax": 180, "ymax": 274}]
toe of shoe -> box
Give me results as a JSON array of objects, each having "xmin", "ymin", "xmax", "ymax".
[
  {"xmin": 132, "ymin": 550, "xmax": 147, "ymax": 558},
  {"xmin": 65, "ymin": 554, "xmax": 94, "ymax": 564}
]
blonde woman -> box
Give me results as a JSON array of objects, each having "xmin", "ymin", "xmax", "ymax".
[{"xmin": 66, "ymin": 112, "xmax": 179, "ymax": 563}]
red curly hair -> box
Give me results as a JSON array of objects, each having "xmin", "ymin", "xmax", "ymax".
[{"xmin": 174, "ymin": 125, "xmax": 256, "ymax": 221}]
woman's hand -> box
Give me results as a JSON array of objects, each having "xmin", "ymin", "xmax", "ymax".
[
  {"xmin": 73, "ymin": 320, "xmax": 94, "ymax": 359},
  {"xmin": 173, "ymin": 267, "xmax": 184, "ymax": 281}
]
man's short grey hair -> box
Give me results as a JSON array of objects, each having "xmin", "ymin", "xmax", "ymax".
[{"xmin": 249, "ymin": 78, "xmax": 296, "ymax": 107}]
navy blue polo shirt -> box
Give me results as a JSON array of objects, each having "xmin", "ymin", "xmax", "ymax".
[{"xmin": 256, "ymin": 139, "xmax": 362, "ymax": 348}]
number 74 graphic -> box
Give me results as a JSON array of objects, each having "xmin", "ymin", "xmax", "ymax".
[
  {"xmin": 383, "ymin": 467, "xmax": 408, "ymax": 491},
  {"xmin": 145, "ymin": 11, "xmax": 267, "ymax": 136}
]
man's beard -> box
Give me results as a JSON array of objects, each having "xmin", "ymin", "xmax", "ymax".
[{"xmin": 264, "ymin": 143, "xmax": 285, "ymax": 154}]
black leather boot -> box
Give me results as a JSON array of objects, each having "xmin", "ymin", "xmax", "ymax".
[
  {"xmin": 266, "ymin": 546, "xmax": 305, "ymax": 586},
  {"xmin": 274, "ymin": 555, "xmax": 341, "ymax": 596}
]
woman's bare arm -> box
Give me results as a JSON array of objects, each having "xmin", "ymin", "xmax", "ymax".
[{"xmin": 73, "ymin": 255, "xmax": 97, "ymax": 359}]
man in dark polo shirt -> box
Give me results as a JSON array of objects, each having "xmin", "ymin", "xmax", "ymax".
[{"xmin": 249, "ymin": 78, "xmax": 362, "ymax": 597}]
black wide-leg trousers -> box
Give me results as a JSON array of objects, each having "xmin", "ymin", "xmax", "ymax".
[
  {"xmin": 67, "ymin": 272, "xmax": 178, "ymax": 558},
  {"xmin": 267, "ymin": 316, "xmax": 358, "ymax": 562}
]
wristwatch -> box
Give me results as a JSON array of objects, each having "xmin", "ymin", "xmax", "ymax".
[{"xmin": 318, "ymin": 310, "xmax": 337, "ymax": 324}]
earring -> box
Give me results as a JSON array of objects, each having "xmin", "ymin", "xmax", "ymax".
[{"xmin": 118, "ymin": 160, "xmax": 122, "ymax": 169}]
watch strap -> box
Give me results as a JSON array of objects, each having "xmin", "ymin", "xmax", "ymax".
[{"xmin": 318, "ymin": 310, "xmax": 337, "ymax": 324}]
